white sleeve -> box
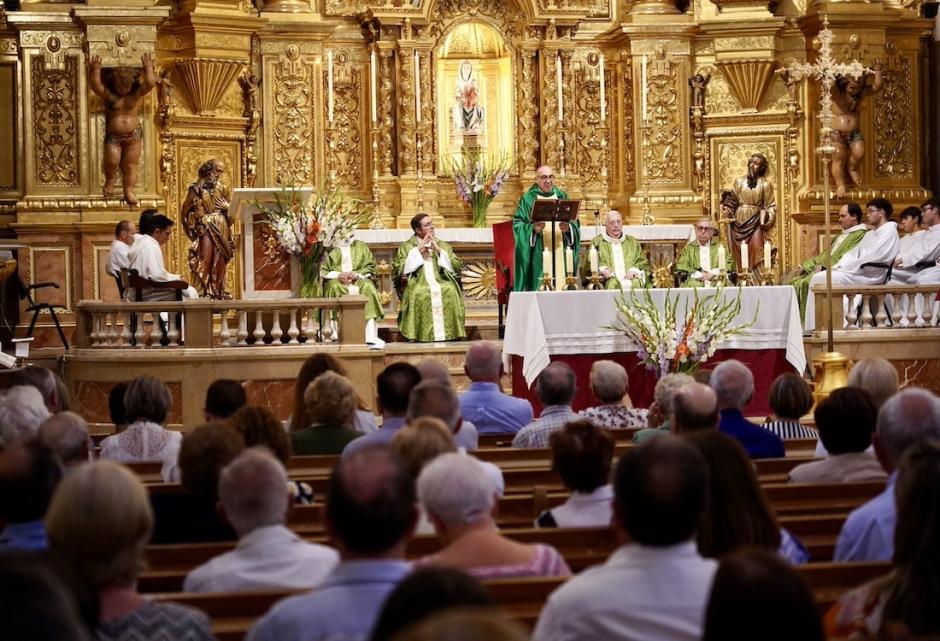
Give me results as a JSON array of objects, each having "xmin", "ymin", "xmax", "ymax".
[
  {"xmin": 438, "ymin": 249, "xmax": 455, "ymax": 273},
  {"xmin": 402, "ymin": 247, "xmax": 425, "ymax": 275},
  {"xmin": 324, "ymin": 270, "xmax": 340, "ymax": 280}
]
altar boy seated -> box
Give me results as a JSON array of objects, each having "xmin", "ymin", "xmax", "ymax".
[
  {"xmin": 127, "ymin": 213, "xmax": 198, "ymax": 301},
  {"xmin": 675, "ymin": 217, "xmax": 735, "ymax": 287}
]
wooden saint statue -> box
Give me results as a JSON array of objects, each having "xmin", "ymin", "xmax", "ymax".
[{"xmin": 180, "ymin": 159, "xmax": 235, "ymax": 299}]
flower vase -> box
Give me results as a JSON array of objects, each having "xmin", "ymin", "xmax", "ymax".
[
  {"xmin": 299, "ymin": 255, "xmax": 322, "ymax": 298},
  {"xmin": 472, "ymin": 200, "xmax": 489, "ymax": 228}
]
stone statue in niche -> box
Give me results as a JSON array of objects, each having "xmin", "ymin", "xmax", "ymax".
[
  {"xmin": 453, "ymin": 60, "xmax": 485, "ymax": 136},
  {"xmin": 180, "ymin": 159, "xmax": 234, "ymax": 300},
  {"xmin": 830, "ymin": 62, "xmax": 882, "ymax": 198},
  {"xmin": 88, "ymin": 54, "xmax": 156, "ymax": 206}
]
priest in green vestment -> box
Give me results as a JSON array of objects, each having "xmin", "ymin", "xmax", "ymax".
[
  {"xmin": 393, "ymin": 213, "xmax": 466, "ymax": 342},
  {"xmin": 322, "ymin": 239, "xmax": 385, "ymax": 346},
  {"xmin": 785, "ymin": 202, "xmax": 867, "ymax": 321},
  {"xmin": 512, "ymin": 165, "xmax": 580, "ymax": 291},
  {"xmin": 581, "ymin": 210, "xmax": 649, "ymax": 288},
  {"xmin": 675, "ymin": 217, "xmax": 735, "ymax": 287}
]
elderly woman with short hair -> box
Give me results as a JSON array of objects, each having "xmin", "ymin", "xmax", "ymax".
[
  {"xmin": 417, "ymin": 453, "xmax": 570, "ymax": 579},
  {"xmin": 98, "ymin": 375, "xmax": 181, "ymax": 482},
  {"xmin": 290, "ymin": 371, "xmax": 363, "ymax": 455},
  {"xmin": 578, "ymin": 360, "xmax": 647, "ymax": 430}
]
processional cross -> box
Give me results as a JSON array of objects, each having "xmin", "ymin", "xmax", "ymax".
[{"xmin": 781, "ymin": 17, "xmax": 869, "ymax": 352}]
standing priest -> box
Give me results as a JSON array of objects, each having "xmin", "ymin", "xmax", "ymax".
[
  {"xmin": 513, "ymin": 166, "xmax": 580, "ymax": 291},
  {"xmin": 581, "ymin": 210, "xmax": 648, "ymax": 288},
  {"xmin": 321, "ymin": 238, "xmax": 385, "ymax": 347},
  {"xmin": 393, "ymin": 213, "xmax": 466, "ymax": 342}
]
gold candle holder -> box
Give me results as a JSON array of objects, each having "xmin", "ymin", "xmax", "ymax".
[
  {"xmin": 756, "ymin": 267, "xmax": 776, "ymax": 286},
  {"xmin": 587, "ymin": 272, "xmax": 603, "ymax": 290},
  {"xmin": 540, "ymin": 274, "xmax": 554, "ymax": 291},
  {"xmin": 564, "ymin": 275, "xmax": 578, "ymax": 291},
  {"xmin": 736, "ymin": 270, "xmax": 750, "ymax": 287}
]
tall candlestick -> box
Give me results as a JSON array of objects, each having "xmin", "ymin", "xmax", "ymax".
[
  {"xmin": 717, "ymin": 245, "xmax": 726, "ymax": 271},
  {"xmin": 740, "ymin": 242, "xmax": 749, "ymax": 270},
  {"xmin": 556, "ymin": 53, "xmax": 564, "ymax": 122},
  {"xmin": 414, "ymin": 50, "xmax": 421, "ymax": 123},
  {"xmin": 327, "ymin": 49, "xmax": 334, "ymax": 123},
  {"xmin": 763, "ymin": 241, "xmax": 772, "ymax": 270},
  {"xmin": 599, "ymin": 54, "xmax": 606, "ymax": 123},
  {"xmin": 641, "ymin": 55, "xmax": 648, "ymax": 122},
  {"xmin": 370, "ymin": 48, "xmax": 377, "ymax": 124}
]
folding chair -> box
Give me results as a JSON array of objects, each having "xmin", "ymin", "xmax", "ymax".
[{"xmin": 16, "ymin": 274, "xmax": 68, "ymax": 349}]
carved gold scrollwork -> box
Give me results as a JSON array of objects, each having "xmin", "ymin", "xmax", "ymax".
[
  {"xmin": 645, "ymin": 49, "xmax": 682, "ymax": 184},
  {"xmin": 31, "ymin": 56, "xmax": 79, "ymax": 186},
  {"xmin": 397, "ymin": 47, "xmax": 417, "ymax": 175},
  {"xmin": 324, "ymin": 53, "xmax": 364, "ymax": 190},
  {"xmin": 174, "ymin": 58, "xmax": 246, "ymax": 115},
  {"xmin": 575, "ymin": 60, "xmax": 604, "ymax": 187},
  {"xmin": 716, "ymin": 59, "xmax": 776, "ymax": 113},
  {"xmin": 874, "ymin": 55, "xmax": 912, "ymax": 179},
  {"xmin": 157, "ymin": 66, "xmax": 176, "ymax": 198},
  {"xmin": 418, "ymin": 50, "xmax": 434, "ymax": 175},
  {"xmin": 240, "ymin": 70, "xmax": 261, "ymax": 187},
  {"xmin": 560, "ymin": 50, "xmax": 575, "ymax": 175},
  {"xmin": 543, "ymin": 51, "xmax": 562, "ymax": 172},
  {"xmin": 273, "ymin": 45, "xmax": 313, "ymax": 186},
  {"xmin": 377, "ymin": 49, "xmax": 394, "ymax": 176},
  {"xmin": 621, "ymin": 54, "xmax": 635, "ymax": 185},
  {"xmin": 517, "ymin": 51, "xmax": 540, "ymax": 173}
]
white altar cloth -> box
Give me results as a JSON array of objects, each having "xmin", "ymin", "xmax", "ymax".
[
  {"xmin": 355, "ymin": 224, "xmax": 694, "ymax": 245},
  {"xmin": 503, "ymin": 287, "xmax": 806, "ymax": 386}
]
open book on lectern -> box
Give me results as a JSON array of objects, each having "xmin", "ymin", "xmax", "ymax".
[{"xmin": 531, "ymin": 199, "xmax": 581, "ymax": 223}]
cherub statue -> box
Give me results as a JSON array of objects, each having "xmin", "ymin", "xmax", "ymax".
[
  {"xmin": 88, "ymin": 54, "xmax": 156, "ymax": 206},
  {"xmin": 689, "ymin": 70, "xmax": 710, "ymax": 110},
  {"xmin": 830, "ymin": 61, "xmax": 882, "ymax": 198}
]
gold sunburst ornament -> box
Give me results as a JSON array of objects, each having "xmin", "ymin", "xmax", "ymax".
[
  {"xmin": 461, "ymin": 261, "xmax": 497, "ymax": 299},
  {"xmin": 651, "ymin": 255, "xmax": 674, "ymax": 289}
]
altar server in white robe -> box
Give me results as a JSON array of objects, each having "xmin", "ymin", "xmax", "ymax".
[
  {"xmin": 127, "ymin": 213, "xmax": 198, "ymax": 301},
  {"xmin": 887, "ymin": 203, "xmax": 940, "ymax": 322},
  {"xmin": 905, "ymin": 199, "xmax": 940, "ymax": 323}
]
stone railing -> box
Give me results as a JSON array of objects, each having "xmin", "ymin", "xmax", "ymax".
[
  {"xmin": 73, "ymin": 296, "xmax": 367, "ymax": 349},
  {"xmin": 812, "ymin": 284, "xmax": 939, "ymax": 329}
]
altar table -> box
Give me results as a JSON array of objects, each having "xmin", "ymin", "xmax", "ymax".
[{"xmin": 503, "ymin": 287, "xmax": 806, "ymax": 416}]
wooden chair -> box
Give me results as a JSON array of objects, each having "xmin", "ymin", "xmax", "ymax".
[
  {"xmin": 119, "ymin": 268, "xmax": 187, "ymax": 345},
  {"xmin": 16, "ymin": 273, "xmax": 68, "ymax": 348}
]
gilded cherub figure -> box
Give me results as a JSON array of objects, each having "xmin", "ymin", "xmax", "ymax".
[
  {"xmin": 830, "ymin": 61, "xmax": 882, "ymax": 198},
  {"xmin": 88, "ymin": 53, "xmax": 156, "ymax": 206}
]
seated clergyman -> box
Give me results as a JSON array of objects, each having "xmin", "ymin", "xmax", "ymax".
[
  {"xmin": 322, "ymin": 238, "xmax": 385, "ymax": 346},
  {"xmin": 392, "ymin": 213, "xmax": 466, "ymax": 342},
  {"xmin": 581, "ymin": 210, "xmax": 648, "ymax": 288},
  {"xmin": 675, "ymin": 217, "xmax": 735, "ymax": 287}
]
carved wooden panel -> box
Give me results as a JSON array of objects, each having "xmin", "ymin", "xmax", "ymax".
[
  {"xmin": 0, "ymin": 63, "xmax": 16, "ymax": 192},
  {"xmin": 31, "ymin": 55, "xmax": 80, "ymax": 187}
]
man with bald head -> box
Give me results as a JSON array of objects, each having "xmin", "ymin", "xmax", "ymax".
[
  {"xmin": 675, "ymin": 217, "xmax": 735, "ymax": 287},
  {"xmin": 460, "ymin": 341, "xmax": 533, "ymax": 434},
  {"xmin": 513, "ymin": 362, "xmax": 579, "ymax": 448},
  {"xmin": 248, "ymin": 447, "xmax": 416, "ymax": 641},
  {"xmin": 671, "ymin": 383, "xmax": 719, "ymax": 433},
  {"xmin": 513, "ymin": 165, "xmax": 580, "ymax": 291},
  {"xmin": 583, "ymin": 210, "xmax": 648, "ymax": 288},
  {"xmin": 710, "ymin": 360, "xmax": 784, "ymax": 459}
]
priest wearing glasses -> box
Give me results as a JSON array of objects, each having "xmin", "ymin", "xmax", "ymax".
[{"xmin": 582, "ymin": 210, "xmax": 648, "ymax": 288}]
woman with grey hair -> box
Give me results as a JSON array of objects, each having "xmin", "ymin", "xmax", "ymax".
[
  {"xmin": 578, "ymin": 360, "xmax": 647, "ymax": 430},
  {"xmin": 99, "ymin": 375, "xmax": 181, "ymax": 482}
]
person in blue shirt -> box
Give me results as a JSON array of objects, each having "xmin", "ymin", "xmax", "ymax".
[
  {"xmin": 343, "ymin": 363, "xmax": 421, "ymax": 459},
  {"xmin": 710, "ymin": 360, "xmax": 785, "ymax": 459},
  {"xmin": 248, "ymin": 447, "xmax": 417, "ymax": 641},
  {"xmin": 459, "ymin": 342, "xmax": 534, "ymax": 435},
  {"xmin": 834, "ymin": 388, "xmax": 940, "ymax": 562},
  {"xmin": 0, "ymin": 440, "xmax": 63, "ymax": 552}
]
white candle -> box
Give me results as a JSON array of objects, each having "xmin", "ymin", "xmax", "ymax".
[
  {"xmin": 327, "ymin": 49, "xmax": 334, "ymax": 123},
  {"xmin": 589, "ymin": 246, "xmax": 599, "ymax": 273},
  {"xmin": 542, "ymin": 249, "xmax": 552, "ymax": 277},
  {"xmin": 414, "ymin": 50, "xmax": 421, "ymax": 123},
  {"xmin": 370, "ymin": 48, "xmax": 377, "ymax": 124},
  {"xmin": 763, "ymin": 241, "xmax": 772, "ymax": 270},
  {"xmin": 565, "ymin": 248, "xmax": 574, "ymax": 276},
  {"xmin": 599, "ymin": 54, "xmax": 606, "ymax": 122},
  {"xmin": 740, "ymin": 242, "xmax": 749, "ymax": 270},
  {"xmin": 717, "ymin": 244, "xmax": 726, "ymax": 271},
  {"xmin": 556, "ymin": 53, "xmax": 564, "ymax": 122},
  {"xmin": 641, "ymin": 55, "xmax": 648, "ymax": 123}
]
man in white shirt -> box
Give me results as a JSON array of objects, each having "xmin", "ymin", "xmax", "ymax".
[
  {"xmin": 886, "ymin": 202, "xmax": 940, "ymax": 322},
  {"xmin": 184, "ymin": 449, "xmax": 338, "ymax": 592},
  {"xmin": 126, "ymin": 213, "xmax": 198, "ymax": 301},
  {"xmin": 533, "ymin": 435, "xmax": 717, "ymax": 641},
  {"xmin": 106, "ymin": 220, "xmax": 136, "ymax": 286}
]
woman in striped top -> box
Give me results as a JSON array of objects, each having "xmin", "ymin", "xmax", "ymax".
[{"xmin": 762, "ymin": 373, "xmax": 818, "ymax": 440}]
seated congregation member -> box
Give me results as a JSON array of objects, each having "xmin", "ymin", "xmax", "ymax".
[
  {"xmin": 11, "ymin": 365, "xmax": 68, "ymax": 413},
  {"xmin": 394, "ymin": 611, "xmax": 529, "ymax": 641},
  {"xmin": 248, "ymin": 447, "xmax": 417, "ymax": 641},
  {"xmin": 512, "ymin": 362, "xmax": 579, "ymax": 449},
  {"xmin": 537, "ymin": 419, "xmax": 614, "ymax": 528},
  {"xmin": 703, "ymin": 550, "xmax": 824, "ymax": 641},
  {"xmin": 710, "ymin": 360, "xmax": 784, "ymax": 459},
  {"xmin": 394, "ymin": 418, "xmax": 458, "ymax": 535},
  {"xmin": 0, "ymin": 385, "xmax": 51, "ymax": 448},
  {"xmin": 417, "ymin": 453, "xmax": 571, "ymax": 579},
  {"xmin": 684, "ymin": 430, "xmax": 809, "ymax": 564},
  {"xmin": 150, "ymin": 424, "xmax": 244, "ymax": 544},
  {"xmin": 671, "ymin": 383, "xmax": 720, "ymax": 433},
  {"xmin": 0, "ymin": 440, "xmax": 62, "ymax": 551},
  {"xmin": 835, "ymin": 388, "xmax": 940, "ymax": 561},
  {"xmin": 47, "ymin": 461, "xmax": 214, "ymax": 641},
  {"xmin": 826, "ymin": 440, "xmax": 940, "ymax": 639},
  {"xmin": 459, "ymin": 341, "xmax": 533, "ymax": 435},
  {"xmin": 322, "ymin": 237, "xmax": 385, "ymax": 346},
  {"xmin": 533, "ymin": 436, "xmax": 717, "ymax": 641},
  {"xmin": 290, "ymin": 371, "xmax": 363, "ymax": 455},
  {"xmin": 289, "ymin": 353, "xmax": 378, "ymax": 435},
  {"xmin": 578, "ymin": 360, "xmax": 647, "ymax": 430},
  {"xmin": 762, "ymin": 373, "xmax": 817, "ymax": 440},
  {"xmin": 407, "ymin": 380, "xmax": 478, "ymax": 451},
  {"xmin": 108, "ymin": 382, "xmax": 129, "ymax": 433},
  {"xmin": 183, "ymin": 448, "xmax": 338, "ymax": 592},
  {"xmin": 785, "ymin": 202, "xmax": 867, "ymax": 321},
  {"xmin": 370, "ymin": 567, "xmax": 494, "ymax": 641},
  {"xmin": 228, "ymin": 405, "xmax": 313, "ymax": 504},
  {"xmin": 789, "ymin": 387, "xmax": 886, "ymax": 483},
  {"xmin": 38, "ymin": 412, "xmax": 92, "ymax": 468},
  {"xmin": 99, "ymin": 376, "xmax": 182, "ymax": 482},
  {"xmin": 413, "ymin": 362, "xmax": 479, "ymax": 449},
  {"xmin": 582, "ymin": 210, "xmax": 648, "ymax": 288},
  {"xmin": 342, "ymin": 362, "xmax": 422, "ymax": 457},
  {"xmin": 393, "ymin": 213, "xmax": 466, "ymax": 342},
  {"xmin": 126, "ymin": 213, "xmax": 198, "ymax": 300},
  {"xmin": 849, "ymin": 356, "xmax": 898, "ymax": 410},
  {"xmin": 203, "ymin": 378, "xmax": 246, "ymax": 423},
  {"xmin": 632, "ymin": 372, "xmax": 694, "ymax": 444},
  {"xmin": 675, "ymin": 217, "xmax": 735, "ymax": 287}
]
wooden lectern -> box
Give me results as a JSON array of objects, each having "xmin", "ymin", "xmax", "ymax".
[{"xmin": 532, "ymin": 199, "xmax": 580, "ymax": 288}]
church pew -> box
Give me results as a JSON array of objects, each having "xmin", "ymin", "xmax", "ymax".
[{"xmin": 149, "ymin": 561, "xmax": 889, "ymax": 641}]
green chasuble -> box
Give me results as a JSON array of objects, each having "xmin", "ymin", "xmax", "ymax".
[
  {"xmin": 321, "ymin": 240, "xmax": 384, "ymax": 322},
  {"xmin": 786, "ymin": 226, "xmax": 867, "ymax": 321},
  {"xmin": 393, "ymin": 235, "xmax": 466, "ymax": 342},
  {"xmin": 581, "ymin": 233, "xmax": 649, "ymax": 289},
  {"xmin": 512, "ymin": 184, "xmax": 581, "ymax": 291},
  {"xmin": 675, "ymin": 241, "xmax": 735, "ymax": 287}
]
